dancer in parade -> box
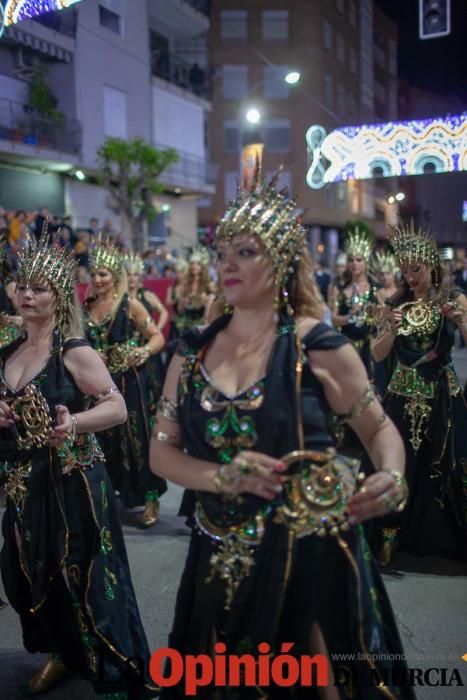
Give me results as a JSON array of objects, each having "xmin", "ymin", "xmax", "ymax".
[
  {"xmin": 0, "ymin": 234, "xmax": 22, "ymax": 348},
  {"xmin": 0, "ymin": 226, "xmax": 157, "ymax": 698},
  {"xmin": 176, "ymin": 247, "xmax": 214, "ymax": 331},
  {"xmin": 370, "ymin": 222, "xmax": 467, "ymax": 566},
  {"xmin": 150, "ymin": 172, "xmax": 414, "ymax": 699},
  {"xmin": 85, "ymin": 239, "xmax": 167, "ymax": 528},
  {"xmin": 126, "ymin": 251, "xmax": 169, "ymax": 333},
  {"xmin": 372, "ymin": 251, "xmax": 400, "ymax": 397},
  {"xmin": 167, "ymin": 258, "xmax": 188, "ymax": 341}
]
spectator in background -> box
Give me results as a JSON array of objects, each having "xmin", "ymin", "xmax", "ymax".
[
  {"xmin": 87, "ymin": 217, "xmax": 99, "ymax": 236},
  {"xmin": 0, "ymin": 207, "xmax": 7, "ymax": 237},
  {"xmin": 59, "ymin": 227, "xmax": 72, "ymax": 249},
  {"xmin": 189, "ymin": 62, "xmax": 205, "ymax": 96},
  {"xmin": 313, "ymin": 258, "xmax": 330, "ymax": 303},
  {"xmin": 455, "ymin": 258, "xmax": 467, "ymax": 294},
  {"xmin": 74, "ymin": 229, "xmax": 90, "ymax": 274},
  {"xmin": 8, "ymin": 210, "xmax": 26, "ymax": 246},
  {"xmin": 60, "ymin": 215, "xmax": 75, "ymax": 245},
  {"xmin": 34, "ymin": 207, "xmax": 49, "ymax": 239}
]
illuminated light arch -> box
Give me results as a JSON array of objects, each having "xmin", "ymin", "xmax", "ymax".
[
  {"xmin": 306, "ymin": 113, "xmax": 467, "ymax": 189},
  {"xmin": 3, "ymin": 0, "xmax": 81, "ymax": 27}
]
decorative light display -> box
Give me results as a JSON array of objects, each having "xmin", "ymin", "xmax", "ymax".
[
  {"xmin": 2, "ymin": 0, "xmax": 81, "ymax": 28},
  {"xmin": 306, "ymin": 113, "xmax": 467, "ymax": 189}
]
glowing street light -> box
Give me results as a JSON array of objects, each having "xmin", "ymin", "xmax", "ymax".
[
  {"xmin": 285, "ymin": 70, "xmax": 301, "ymax": 85},
  {"xmin": 75, "ymin": 170, "xmax": 86, "ymax": 181},
  {"xmin": 246, "ymin": 107, "xmax": 261, "ymax": 125},
  {"xmin": 395, "ymin": 192, "xmax": 406, "ymax": 202},
  {"xmin": 387, "ymin": 192, "xmax": 405, "ymax": 204}
]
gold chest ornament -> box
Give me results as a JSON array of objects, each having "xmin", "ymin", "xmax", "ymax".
[{"xmin": 397, "ymin": 300, "xmax": 440, "ymax": 338}]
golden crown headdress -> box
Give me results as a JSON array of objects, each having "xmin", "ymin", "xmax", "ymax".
[
  {"xmin": 189, "ymin": 246, "xmax": 210, "ymax": 267},
  {"xmin": 216, "ymin": 168, "xmax": 307, "ymax": 287},
  {"xmin": 16, "ymin": 220, "xmax": 78, "ymax": 328},
  {"xmin": 389, "ymin": 220, "xmax": 440, "ymax": 270},
  {"xmin": 175, "ymin": 257, "xmax": 188, "ymax": 273},
  {"xmin": 123, "ymin": 251, "xmax": 145, "ymax": 275},
  {"xmin": 89, "ymin": 235, "xmax": 123, "ymax": 281},
  {"xmin": 372, "ymin": 250, "xmax": 399, "ymax": 276},
  {"xmin": 343, "ymin": 226, "xmax": 373, "ymax": 262}
]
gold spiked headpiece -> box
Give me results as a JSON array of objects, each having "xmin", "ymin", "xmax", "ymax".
[
  {"xmin": 372, "ymin": 250, "xmax": 399, "ymax": 276},
  {"xmin": 189, "ymin": 246, "xmax": 210, "ymax": 267},
  {"xmin": 123, "ymin": 251, "xmax": 145, "ymax": 275},
  {"xmin": 216, "ymin": 170, "xmax": 307, "ymax": 287},
  {"xmin": 16, "ymin": 221, "xmax": 78, "ymax": 328},
  {"xmin": 390, "ymin": 221, "xmax": 440, "ymax": 270},
  {"xmin": 343, "ymin": 227, "xmax": 373, "ymax": 262},
  {"xmin": 175, "ymin": 257, "xmax": 188, "ymax": 273},
  {"xmin": 89, "ymin": 236, "xmax": 123, "ymax": 281}
]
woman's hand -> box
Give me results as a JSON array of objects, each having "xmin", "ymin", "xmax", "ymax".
[
  {"xmin": 216, "ymin": 450, "xmax": 285, "ymax": 500},
  {"xmin": 127, "ymin": 346, "xmax": 150, "ymax": 367},
  {"xmin": 49, "ymin": 404, "xmax": 74, "ymax": 447},
  {"xmin": 440, "ymin": 301, "xmax": 467, "ymax": 327},
  {"xmin": 387, "ymin": 309, "xmax": 403, "ymax": 334},
  {"xmin": 0, "ymin": 400, "xmax": 18, "ymax": 429},
  {"xmin": 346, "ymin": 470, "xmax": 405, "ymax": 524}
]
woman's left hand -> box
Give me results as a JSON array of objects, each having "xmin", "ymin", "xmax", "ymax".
[
  {"xmin": 346, "ymin": 470, "xmax": 404, "ymax": 524},
  {"xmin": 440, "ymin": 301, "xmax": 466, "ymax": 327},
  {"xmin": 49, "ymin": 404, "xmax": 74, "ymax": 447},
  {"xmin": 127, "ymin": 347, "xmax": 150, "ymax": 367}
]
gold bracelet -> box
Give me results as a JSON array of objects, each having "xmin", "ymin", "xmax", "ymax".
[
  {"xmin": 213, "ymin": 464, "xmax": 237, "ymax": 494},
  {"xmin": 158, "ymin": 395, "xmax": 178, "ymax": 421},
  {"xmin": 387, "ymin": 470, "xmax": 409, "ymax": 512},
  {"xmin": 69, "ymin": 415, "xmax": 78, "ymax": 443},
  {"xmin": 152, "ymin": 430, "xmax": 178, "ymax": 444}
]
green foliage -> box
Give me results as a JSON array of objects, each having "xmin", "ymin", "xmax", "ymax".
[
  {"xmin": 28, "ymin": 64, "xmax": 64, "ymax": 124},
  {"xmin": 97, "ymin": 138, "xmax": 180, "ymax": 247}
]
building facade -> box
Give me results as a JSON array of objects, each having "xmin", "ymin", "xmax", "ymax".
[
  {"xmin": 0, "ymin": 0, "xmax": 213, "ymax": 250},
  {"xmin": 201, "ymin": 0, "xmax": 399, "ymax": 262}
]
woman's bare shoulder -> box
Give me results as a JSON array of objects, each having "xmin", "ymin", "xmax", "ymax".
[{"xmin": 295, "ymin": 316, "xmax": 321, "ymax": 340}]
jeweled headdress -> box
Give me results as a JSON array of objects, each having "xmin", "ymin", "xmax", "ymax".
[
  {"xmin": 389, "ymin": 220, "xmax": 440, "ymax": 269},
  {"xmin": 343, "ymin": 227, "xmax": 373, "ymax": 262},
  {"xmin": 372, "ymin": 250, "xmax": 399, "ymax": 276},
  {"xmin": 189, "ymin": 246, "xmax": 210, "ymax": 267},
  {"xmin": 216, "ymin": 169, "xmax": 307, "ymax": 287},
  {"xmin": 16, "ymin": 221, "xmax": 78, "ymax": 328},
  {"xmin": 89, "ymin": 236, "xmax": 123, "ymax": 281},
  {"xmin": 175, "ymin": 257, "xmax": 188, "ymax": 273},
  {"xmin": 123, "ymin": 251, "xmax": 144, "ymax": 275}
]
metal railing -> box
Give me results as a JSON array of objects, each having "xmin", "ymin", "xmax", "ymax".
[
  {"xmin": 151, "ymin": 49, "xmax": 212, "ymax": 100},
  {"xmin": 155, "ymin": 143, "xmax": 217, "ymax": 190},
  {"xmin": 184, "ymin": 0, "xmax": 211, "ymax": 17},
  {"xmin": 0, "ymin": 97, "xmax": 81, "ymax": 155},
  {"xmin": 33, "ymin": 9, "xmax": 78, "ymax": 38}
]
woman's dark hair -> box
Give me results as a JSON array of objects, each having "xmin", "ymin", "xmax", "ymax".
[{"xmin": 388, "ymin": 262, "xmax": 453, "ymax": 308}]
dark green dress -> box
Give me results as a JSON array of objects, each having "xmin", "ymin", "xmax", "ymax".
[
  {"xmin": 162, "ymin": 315, "xmax": 415, "ymax": 699},
  {"xmin": 85, "ymin": 294, "xmax": 167, "ymax": 507},
  {"xmin": 0, "ymin": 333, "xmax": 157, "ymax": 697}
]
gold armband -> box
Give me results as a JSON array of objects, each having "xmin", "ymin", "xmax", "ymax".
[
  {"xmin": 139, "ymin": 315, "xmax": 153, "ymax": 332},
  {"xmin": 152, "ymin": 429, "xmax": 178, "ymax": 445},
  {"xmin": 94, "ymin": 386, "xmax": 120, "ymax": 402},
  {"xmin": 158, "ymin": 395, "xmax": 178, "ymax": 421},
  {"xmin": 340, "ymin": 382, "xmax": 376, "ymax": 422}
]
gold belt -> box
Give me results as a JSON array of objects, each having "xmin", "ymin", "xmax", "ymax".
[
  {"xmin": 388, "ymin": 363, "xmax": 460, "ymax": 399},
  {"xmin": 105, "ymin": 341, "xmax": 137, "ymax": 373}
]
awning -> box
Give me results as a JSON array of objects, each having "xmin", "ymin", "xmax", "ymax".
[{"xmin": 4, "ymin": 26, "xmax": 73, "ymax": 63}]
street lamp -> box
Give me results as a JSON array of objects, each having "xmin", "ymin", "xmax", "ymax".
[
  {"xmin": 245, "ymin": 107, "xmax": 261, "ymax": 125},
  {"xmin": 285, "ymin": 70, "xmax": 301, "ymax": 85},
  {"xmin": 387, "ymin": 192, "xmax": 405, "ymax": 204}
]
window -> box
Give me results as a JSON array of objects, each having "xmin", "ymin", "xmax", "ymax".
[
  {"xmin": 224, "ymin": 171, "xmax": 239, "ymax": 203},
  {"xmin": 323, "ymin": 20, "xmax": 332, "ymax": 51},
  {"xmin": 99, "ymin": 0, "xmax": 125, "ymax": 35},
  {"xmin": 326, "ymin": 186, "xmax": 335, "ymax": 208},
  {"xmin": 336, "ymin": 34, "xmax": 345, "ymax": 62},
  {"xmin": 336, "ymin": 182, "xmax": 347, "ymax": 209},
  {"xmin": 103, "ymin": 85, "xmax": 127, "ymax": 138},
  {"xmin": 337, "ymin": 84, "xmax": 345, "ymax": 115},
  {"xmin": 349, "ymin": 0, "xmax": 357, "ymax": 27},
  {"xmin": 324, "ymin": 74, "xmax": 334, "ymax": 108},
  {"xmin": 222, "ymin": 65, "xmax": 248, "ymax": 99},
  {"xmin": 223, "ymin": 120, "xmax": 240, "ymax": 153},
  {"xmin": 349, "ymin": 47, "xmax": 357, "ymax": 74},
  {"xmin": 265, "ymin": 119, "xmax": 290, "ymax": 152},
  {"xmin": 262, "ymin": 10, "xmax": 289, "ymax": 40},
  {"xmin": 263, "ymin": 65, "xmax": 290, "ymax": 99},
  {"xmin": 336, "ymin": 0, "xmax": 345, "ymax": 14},
  {"xmin": 221, "ymin": 10, "xmax": 247, "ymax": 40}
]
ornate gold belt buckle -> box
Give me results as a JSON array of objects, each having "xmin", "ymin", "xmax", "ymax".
[{"xmin": 275, "ymin": 448, "xmax": 365, "ymax": 537}]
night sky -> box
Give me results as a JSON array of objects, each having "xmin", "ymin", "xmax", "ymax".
[{"xmin": 375, "ymin": 0, "xmax": 467, "ymax": 101}]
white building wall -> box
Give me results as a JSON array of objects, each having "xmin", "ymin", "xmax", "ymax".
[
  {"xmin": 65, "ymin": 178, "xmax": 120, "ymax": 231},
  {"xmin": 74, "ymin": 0, "xmax": 152, "ymax": 169},
  {"xmin": 152, "ymin": 84, "xmax": 205, "ymax": 158},
  {"xmin": 359, "ymin": 0, "xmax": 374, "ymax": 120}
]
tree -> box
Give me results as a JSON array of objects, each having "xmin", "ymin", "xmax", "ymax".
[{"xmin": 97, "ymin": 138, "xmax": 179, "ymax": 250}]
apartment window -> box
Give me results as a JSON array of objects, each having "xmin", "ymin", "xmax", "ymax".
[
  {"xmin": 324, "ymin": 74, "xmax": 334, "ymax": 108},
  {"xmin": 336, "ymin": 0, "xmax": 345, "ymax": 14},
  {"xmin": 349, "ymin": 0, "xmax": 357, "ymax": 27},
  {"xmin": 223, "ymin": 120, "xmax": 240, "ymax": 153},
  {"xmin": 224, "ymin": 171, "xmax": 239, "ymax": 202},
  {"xmin": 221, "ymin": 10, "xmax": 247, "ymax": 40},
  {"xmin": 99, "ymin": 0, "xmax": 125, "ymax": 35},
  {"xmin": 103, "ymin": 85, "xmax": 127, "ymax": 138},
  {"xmin": 222, "ymin": 65, "xmax": 248, "ymax": 99},
  {"xmin": 262, "ymin": 10, "xmax": 289, "ymax": 40},
  {"xmin": 336, "ymin": 182, "xmax": 347, "ymax": 209},
  {"xmin": 337, "ymin": 84, "xmax": 346, "ymax": 115},
  {"xmin": 265, "ymin": 119, "xmax": 290, "ymax": 152},
  {"xmin": 336, "ymin": 34, "xmax": 345, "ymax": 62},
  {"xmin": 326, "ymin": 186, "xmax": 335, "ymax": 208},
  {"xmin": 263, "ymin": 65, "xmax": 290, "ymax": 99},
  {"xmin": 349, "ymin": 47, "xmax": 357, "ymax": 74},
  {"xmin": 323, "ymin": 20, "xmax": 332, "ymax": 51}
]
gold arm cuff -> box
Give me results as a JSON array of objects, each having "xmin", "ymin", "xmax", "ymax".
[
  {"xmin": 152, "ymin": 429, "xmax": 179, "ymax": 444},
  {"xmin": 158, "ymin": 395, "xmax": 178, "ymax": 421},
  {"xmin": 340, "ymin": 382, "xmax": 376, "ymax": 422}
]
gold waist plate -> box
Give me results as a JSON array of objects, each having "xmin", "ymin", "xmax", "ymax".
[{"xmin": 388, "ymin": 363, "xmax": 460, "ymax": 399}]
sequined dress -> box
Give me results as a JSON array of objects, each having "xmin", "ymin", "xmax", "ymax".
[
  {"xmin": 368, "ymin": 314, "xmax": 467, "ymax": 560},
  {"xmin": 163, "ymin": 315, "xmax": 414, "ymax": 699},
  {"xmin": 0, "ymin": 333, "xmax": 157, "ymax": 697},
  {"xmin": 0, "ymin": 283, "xmax": 20, "ymax": 348},
  {"xmin": 85, "ymin": 294, "xmax": 167, "ymax": 507},
  {"xmin": 336, "ymin": 284, "xmax": 379, "ymax": 381}
]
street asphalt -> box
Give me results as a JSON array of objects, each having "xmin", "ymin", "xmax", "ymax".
[{"xmin": 1, "ymin": 348, "xmax": 466, "ymax": 699}]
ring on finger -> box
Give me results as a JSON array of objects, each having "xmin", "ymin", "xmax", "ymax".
[{"xmin": 381, "ymin": 491, "xmax": 397, "ymax": 510}]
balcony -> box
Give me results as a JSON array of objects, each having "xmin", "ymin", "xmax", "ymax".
[
  {"xmin": 0, "ymin": 97, "xmax": 81, "ymax": 156},
  {"xmin": 149, "ymin": 0, "xmax": 210, "ymax": 38},
  {"xmin": 151, "ymin": 50, "xmax": 212, "ymax": 101},
  {"xmin": 155, "ymin": 143, "xmax": 216, "ymax": 194}
]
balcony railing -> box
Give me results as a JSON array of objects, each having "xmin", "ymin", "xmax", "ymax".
[
  {"xmin": 185, "ymin": 0, "xmax": 211, "ymax": 16},
  {"xmin": 0, "ymin": 97, "xmax": 81, "ymax": 155},
  {"xmin": 33, "ymin": 9, "xmax": 78, "ymax": 38},
  {"xmin": 151, "ymin": 49, "xmax": 212, "ymax": 100},
  {"xmin": 155, "ymin": 143, "xmax": 217, "ymax": 191}
]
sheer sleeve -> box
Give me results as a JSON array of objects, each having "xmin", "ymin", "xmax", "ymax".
[{"xmin": 301, "ymin": 322, "xmax": 349, "ymax": 353}]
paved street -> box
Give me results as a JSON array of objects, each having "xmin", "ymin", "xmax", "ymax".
[{"xmin": 1, "ymin": 348, "xmax": 466, "ymax": 699}]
